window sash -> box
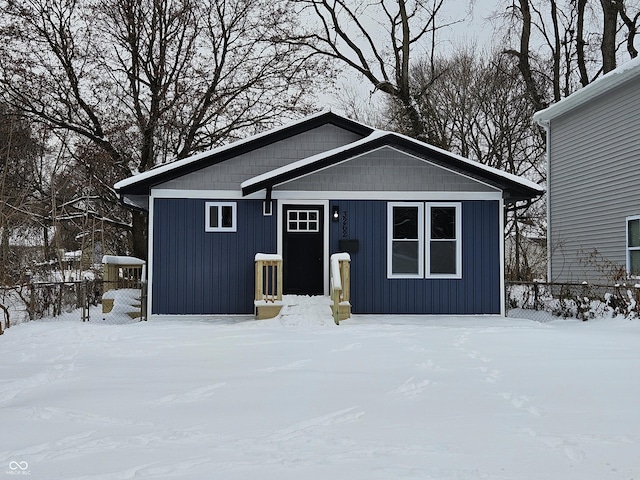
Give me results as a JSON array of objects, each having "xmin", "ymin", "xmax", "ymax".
[
  {"xmin": 287, "ymin": 209, "xmax": 320, "ymax": 232},
  {"xmin": 388, "ymin": 203, "xmax": 424, "ymax": 278},
  {"xmin": 426, "ymin": 203, "xmax": 461, "ymax": 278},
  {"xmin": 626, "ymin": 216, "xmax": 640, "ymax": 276}
]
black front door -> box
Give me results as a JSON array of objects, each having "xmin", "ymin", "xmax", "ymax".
[{"xmin": 282, "ymin": 204, "xmax": 324, "ymax": 295}]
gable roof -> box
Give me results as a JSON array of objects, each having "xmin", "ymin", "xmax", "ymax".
[
  {"xmin": 115, "ymin": 111, "xmax": 543, "ymax": 203},
  {"xmin": 534, "ymin": 56, "xmax": 640, "ymax": 124},
  {"xmin": 241, "ymin": 130, "xmax": 543, "ymax": 203},
  {"xmin": 114, "ymin": 111, "xmax": 373, "ymax": 196}
]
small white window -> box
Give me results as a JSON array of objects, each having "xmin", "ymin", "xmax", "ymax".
[
  {"xmin": 426, "ymin": 203, "xmax": 462, "ymax": 278},
  {"xmin": 287, "ymin": 209, "xmax": 320, "ymax": 232},
  {"xmin": 627, "ymin": 216, "xmax": 640, "ymax": 276},
  {"xmin": 205, "ymin": 202, "xmax": 236, "ymax": 232}
]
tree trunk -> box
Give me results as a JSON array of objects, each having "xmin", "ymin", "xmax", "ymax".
[
  {"xmin": 601, "ymin": 0, "xmax": 619, "ymax": 73},
  {"xmin": 512, "ymin": 0, "xmax": 547, "ymax": 111},
  {"xmin": 0, "ymin": 221, "xmax": 8, "ymax": 283},
  {"xmin": 576, "ymin": 0, "xmax": 590, "ymax": 86},
  {"xmin": 131, "ymin": 211, "xmax": 148, "ymax": 260}
]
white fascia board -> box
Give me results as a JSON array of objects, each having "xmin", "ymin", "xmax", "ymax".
[
  {"xmin": 533, "ymin": 56, "xmax": 640, "ymax": 124},
  {"xmin": 150, "ymin": 188, "xmax": 502, "ymax": 201},
  {"xmin": 150, "ymin": 189, "xmax": 263, "ymax": 200}
]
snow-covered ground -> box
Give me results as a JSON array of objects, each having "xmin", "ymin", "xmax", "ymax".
[{"xmin": 1, "ymin": 297, "xmax": 639, "ymax": 479}]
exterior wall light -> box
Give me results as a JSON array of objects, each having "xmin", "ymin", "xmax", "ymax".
[{"xmin": 332, "ymin": 205, "xmax": 340, "ymax": 222}]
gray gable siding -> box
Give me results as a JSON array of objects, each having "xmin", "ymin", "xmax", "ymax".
[
  {"xmin": 548, "ymin": 78, "xmax": 640, "ymax": 282},
  {"xmin": 276, "ymin": 147, "xmax": 497, "ymax": 193},
  {"xmin": 157, "ymin": 124, "xmax": 364, "ymax": 191}
]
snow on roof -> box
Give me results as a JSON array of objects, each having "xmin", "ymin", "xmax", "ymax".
[
  {"xmin": 534, "ymin": 56, "xmax": 640, "ymax": 124},
  {"xmin": 114, "ymin": 110, "xmax": 371, "ymax": 191},
  {"xmin": 241, "ymin": 129, "xmax": 544, "ymax": 194},
  {"xmin": 102, "ymin": 255, "xmax": 146, "ymax": 266}
]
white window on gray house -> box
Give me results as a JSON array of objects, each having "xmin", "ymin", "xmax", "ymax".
[
  {"xmin": 387, "ymin": 202, "xmax": 461, "ymax": 279},
  {"xmin": 627, "ymin": 216, "xmax": 640, "ymax": 276},
  {"xmin": 205, "ymin": 202, "xmax": 236, "ymax": 232}
]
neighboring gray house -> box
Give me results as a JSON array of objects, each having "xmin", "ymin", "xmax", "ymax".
[{"xmin": 533, "ymin": 57, "xmax": 640, "ymax": 283}]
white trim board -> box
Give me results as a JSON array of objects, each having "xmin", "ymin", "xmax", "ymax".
[{"xmin": 150, "ymin": 188, "xmax": 503, "ymax": 201}]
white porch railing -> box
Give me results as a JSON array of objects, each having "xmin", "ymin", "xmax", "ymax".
[
  {"xmin": 330, "ymin": 253, "xmax": 351, "ymax": 325},
  {"xmin": 254, "ymin": 254, "xmax": 283, "ymax": 319}
]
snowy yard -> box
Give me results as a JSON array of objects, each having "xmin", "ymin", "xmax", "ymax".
[{"xmin": 1, "ymin": 307, "xmax": 640, "ymax": 479}]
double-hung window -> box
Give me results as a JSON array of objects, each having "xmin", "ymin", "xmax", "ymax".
[
  {"xmin": 205, "ymin": 202, "xmax": 236, "ymax": 232},
  {"xmin": 388, "ymin": 203, "xmax": 424, "ymax": 277},
  {"xmin": 427, "ymin": 204, "xmax": 462, "ymax": 278},
  {"xmin": 627, "ymin": 216, "xmax": 640, "ymax": 276},
  {"xmin": 388, "ymin": 202, "xmax": 461, "ymax": 279}
]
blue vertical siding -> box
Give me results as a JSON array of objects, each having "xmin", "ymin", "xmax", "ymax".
[
  {"xmin": 329, "ymin": 200, "xmax": 501, "ymax": 314},
  {"xmin": 152, "ymin": 198, "xmax": 276, "ymax": 315},
  {"xmin": 153, "ymin": 197, "xmax": 500, "ymax": 315}
]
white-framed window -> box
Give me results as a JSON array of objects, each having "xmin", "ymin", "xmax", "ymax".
[
  {"xmin": 205, "ymin": 202, "xmax": 236, "ymax": 232},
  {"xmin": 287, "ymin": 209, "xmax": 320, "ymax": 232},
  {"xmin": 387, "ymin": 202, "xmax": 462, "ymax": 279},
  {"xmin": 426, "ymin": 203, "xmax": 462, "ymax": 278},
  {"xmin": 387, "ymin": 202, "xmax": 424, "ymax": 278},
  {"xmin": 627, "ymin": 215, "xmax": 640, "ymax": 276}
]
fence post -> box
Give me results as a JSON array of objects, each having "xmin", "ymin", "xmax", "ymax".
[
  {"xmin": 533, "ymin": 282, "xmax": 539, "ymax": 311},
  {"xmin": 29, "ymin": 281, "xmax": 35, "ymax": 321},
  {"xmin": 81, "ymin": 280, "xmax": 88, "ymax": 322},
  {"xmin": 141, "ymin": 280, "xmax": 148, "ymax": 321}
]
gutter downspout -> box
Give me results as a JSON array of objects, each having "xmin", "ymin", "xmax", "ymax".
[{"xmin": 538, "ymin": 119, "xmax": 552, "ymax": 282}]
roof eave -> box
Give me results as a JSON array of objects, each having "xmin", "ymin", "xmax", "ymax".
[
  {"xmin": 534, "ymin": 56, "xmax": 640, "ymax": 124},
  {"xmin": 115, "ymin": 111, "xmax": 375, "ymax": 197},
  {"xmin": 242, "ymin": 133, "xmax": 544, "ymax": 201}
]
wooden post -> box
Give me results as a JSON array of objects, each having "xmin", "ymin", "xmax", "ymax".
[
  {"xmin": 254, "ymin": 254, "xmax": 283, "ymax": 319},
  {"xmin": 255, "ymin": 259, "xmax": 263, "ymax": 302},
  {"xmin": 340, "ymin": 260, "xmax": 350, "ymax": 304}
]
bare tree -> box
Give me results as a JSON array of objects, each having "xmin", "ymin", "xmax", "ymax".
[
  {"xmin": 499, "ymin": 0, "xmax": 639, "ymax": 107},
  {"xmin": 405, "ymin": 49, "xmax": 546, "ymax": 279},
  {"xmin": 279, "ymin": 0, "xmax": 463, "ymax": 144},
  {"xmin": 0, "ymin": 0, "xmax": 323, "ymax": 258},
  {"xmin": 0, "ymin": 105, "xmax": 41, "ymax": 284}
]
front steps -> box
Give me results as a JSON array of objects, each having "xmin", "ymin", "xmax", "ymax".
[{"xmin": 255, "ymin": 295, "xmax": 350, "ymax": 324}]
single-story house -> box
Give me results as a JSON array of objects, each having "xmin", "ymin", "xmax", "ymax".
[
  {"xmin": 115, "ymin": 111, "xmax": 543, "ymax": 318},
  {"xmin": 533, "ymin": 57, "xmax": 640, "ymax": 283}
]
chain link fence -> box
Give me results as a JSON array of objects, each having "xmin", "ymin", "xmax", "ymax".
[
  {"xmin": 0, "ymin": 279, "xmax": 147, "ymax": 329},
  {"xmin": 505, "ymin": 281, "xmax": 640, "ymax": 322},
  {"xmin": 3, "ymin": 278, "xmax": 636, "ymax": 332}
]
